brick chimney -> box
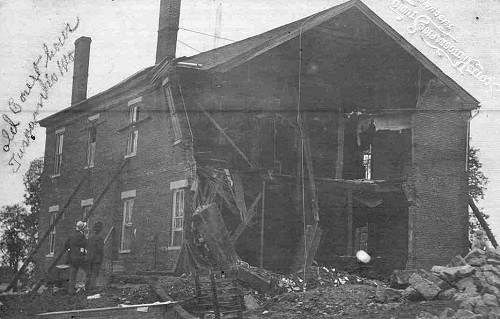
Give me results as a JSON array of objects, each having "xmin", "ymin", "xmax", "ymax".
[
  {"xmin": 71, "ymin": 36, "xmax": 91, "ymax": 105},
  {"xmin": 155, "ymin": 0, "xmax": 181, "ymax": 64}
]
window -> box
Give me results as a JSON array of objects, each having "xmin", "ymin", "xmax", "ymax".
[
  {"xmin": 170, "ymin": 188, "xmax": 185, "ymax": 248},
  {"xmin": 125, "ymin": 98, "xmax": 140, "ymax": 158},
  {"xmin": 126, "ymin": 130, "xmax": 138, "ymax": 156},
  {"xmin": 48, "ymin": 212, "xmax": 57, "ymax": 255},
  {"xmin": 129, "ymin": 104, "xmax": 139, "ymax": 124},
  {"xmin": 53, "ymin": 129, "xmax": 64, "ymax": 175},
  {"xmin": 163, "ymin": 84, "xmax": 182, "ymax": 143},
  {"xmin": 362, "ymin": 145, "xmax": 372, "ymax": 180},
  {"xmin": 86, "ymin": 126, "xmax": 97, "ymax": 168},
  {"xmin": 120, "ymin": 191, "xmax": 136, "ymax": 253}
]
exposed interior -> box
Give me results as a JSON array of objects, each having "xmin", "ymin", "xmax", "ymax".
[{"xmin": 181, "ymin": 8, "xmax": 437, "ymax": 274}]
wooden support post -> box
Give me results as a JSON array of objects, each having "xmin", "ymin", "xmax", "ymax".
[
  {"xmin": 304, "ymin": 135, "xmax": 319, "ymax": 222},
  {"xmin": 260, "ymin": 180, "xmax": 266, "ymax": 268},
  {"xmin": 347, "ymin": 190, "xmax": 354, "ymax": 255},
  {"xmin": 6, "ymin": 175, "xmax": 88, "ymax": 292},
  {"xmin": 469, "ymin": 196, "xmax": 498, "ymax": 248},
  {"xmin": 29, "ymin": 160, "xmax": 128, "ymax": 293},
  {"xmin": 336, "ymin": 109, "xmax": 344, "ymax": 179},
  {"xmin": 230, "ymin": 192, "xmax": 263, "ymax": 243}
]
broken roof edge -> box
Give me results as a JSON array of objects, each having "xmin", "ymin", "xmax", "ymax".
[
  {"xmin": 171, "ymin": 0, "xmax": 479, "ymax": 107},
  {"xmin": 39, "ymin": 66, "xmax": 155, "ymax": 127}
]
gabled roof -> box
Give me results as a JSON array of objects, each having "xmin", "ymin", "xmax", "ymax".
[{"xmin": 171, "ymin": 0, "xmax": 478, "ymax": 105}]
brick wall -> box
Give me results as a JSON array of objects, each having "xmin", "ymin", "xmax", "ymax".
[
  {"xmin": 38, "ymin": 79, "xmax": 192, "ymax": 275},
  {"xmin": 409, "ymin": 78, "xmax": 470, "ymax": 269}
]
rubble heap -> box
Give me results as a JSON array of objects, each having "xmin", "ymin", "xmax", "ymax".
[
  {"xmin": 378, "ymin": 248, "xmax": 500, "ymax": 318},
  {"xmin": 276, "ymin": 266, "xmax": 383, "ymax": 293}
]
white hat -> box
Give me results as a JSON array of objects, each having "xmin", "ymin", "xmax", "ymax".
[{"xmin": 356, "ymin": 250, "xmax": 371, "ymax": 264}]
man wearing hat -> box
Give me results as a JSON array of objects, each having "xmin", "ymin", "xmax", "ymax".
[
  {"xmin": 64, "ymin": 221, "xmax": 87, "ymax": 294},
  {"xmin": 85, "ymin": 221, "xmax": 104, "ymax": 291}
]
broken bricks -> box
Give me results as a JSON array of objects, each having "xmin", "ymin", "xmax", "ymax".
[{"xmin": 408, "ymin": 273, "xmax": 441, "ymax": 300}]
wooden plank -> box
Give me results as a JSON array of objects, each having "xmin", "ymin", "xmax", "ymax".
[
  {"xmin": 232, "ymin": 173, "xmax": 248, "ymax": 222},
  {"xmin": 303, "ymin": 135, "xmax": 319, "ymax": 222},
  {"xmin": 31, "ymin": 160, "xmax": 129, "ymax": 293},
  {"xmin": 469, "ymin": 196, "xmax": 498, "ymax": 248},
  {"xmin": 335, "ymin": 105, "xmax": 344, "ymax": 179},
  {"xmin": 347, "ymin": 190, "xmax": 354, "ymax": 255},
  {"xmin": 260, "ymin": 180, "xmax": 266, "ymax": 268},
  {"xmin": 230, "ymin": 192, "xmax": 262, "ymax": 243}
]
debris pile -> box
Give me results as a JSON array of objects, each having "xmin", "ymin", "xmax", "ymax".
[
  {"xmin": 275, "ymin": 266, "xmax": 383, "ymax": 293},
  {"xmin": 377, "ymin": 248, "xmax": 500, "ymax": 318}
]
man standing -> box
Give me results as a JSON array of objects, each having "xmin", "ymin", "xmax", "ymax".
[
  {"xmin": 64, "ymin": 221, "xmax": 87, "ymax": 294},
  {"xmin": 85, "ymin": 221, "xmax": 104, "ymax": 292}
]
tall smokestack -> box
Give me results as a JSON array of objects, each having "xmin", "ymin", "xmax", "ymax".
[
  {"xmin": 155, "ymin": 0, "xmax": 181, "ymax": 64},
  {"xmin": 71, "ymin": 36, "xmax": 91, "ymax": 105}
]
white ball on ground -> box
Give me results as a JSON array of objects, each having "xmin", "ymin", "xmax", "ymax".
[{"xmin": 356, "ymin": 250, "xmax": 371, "ymax": 264}]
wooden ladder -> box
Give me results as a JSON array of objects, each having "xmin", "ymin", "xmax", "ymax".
[{"xmin": 194, "ymin": 270, "xmax": 244, "ymax": 319}]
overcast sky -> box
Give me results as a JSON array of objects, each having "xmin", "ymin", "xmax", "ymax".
[{"xmin": 1, "ymin": 0, "xmax": 500, "ymax": 239}]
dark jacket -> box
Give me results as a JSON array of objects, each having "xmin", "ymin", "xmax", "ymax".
[
  {"xmin": 64, "ymin": 230, "xmax": 87, "ymax": 266},
  {"xmin": 86, "ymin": 233, "xmax": 104, "ymax": 264}
]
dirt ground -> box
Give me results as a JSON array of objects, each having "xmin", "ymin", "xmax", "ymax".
[{"xmin": 0, "ymin": 279, "xmax": 460, "ymax": 318}]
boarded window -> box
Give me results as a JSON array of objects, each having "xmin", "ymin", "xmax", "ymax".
[
  {"xmin": 121, "ymin": 198, "xmax": 134, "ymax": 252},
  {"xmin": 54, "ymin": 132, "xmax": 64, "ymax": 175},
  {"xmin": 171, "ymin": 188, "xmax": 185, "ymax": 247}
]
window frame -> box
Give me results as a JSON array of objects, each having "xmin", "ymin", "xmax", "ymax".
[
  {"xmin": 125, "ymin": 97, "xmax": 141, "ymax": 158},
  {"xmin": 86, "ymin": 125, "xmax": 97, "ymax": 168},
  {"xmin": 120, "ymin": 191, "xmax": 136, "ymax": 253},
  {"xmin": 53, "ymin": 129, "xmax": 64, "ymax": 176},
  {"xmin": 162, "ymin": 81, "xmax": 182, "ymax": 145},
  {"xmin": 125, "ymin": 129, "xmax": 138, "ymax": 157},
  {"xmin": 169, "ymin": 184, "xmax": 186, "ymax": 249},
  {"xmin": 47, "ymin": 212, "xmax": 57, "ymax": 256}
]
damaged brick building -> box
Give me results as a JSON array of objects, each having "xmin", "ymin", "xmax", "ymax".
[{"xmin": 37, "ymin": 0, "xmax": 479, "ymax": 278}]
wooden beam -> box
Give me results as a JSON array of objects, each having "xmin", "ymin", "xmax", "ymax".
[
  {"xmin": 195, "ymin": 102, "xmax": 255, "ymax": 168},
  {"xmin": 260, "ymin": 180, "xmax": 266, "ymax": 268},
  {"xmin": 346, "ymin": 190, "xmax": 354, "ymax": 255},
  {"xmin": 6, "ymin": 175, "xmax": 88, "ymax": 292},
  {"xmin": 469, "ymin": 196, "xmax": 498, "ymax": 248},
  {"xmin": 232, "ymin": 173, "xmax": 248, "ymax": 222},
  {"xmin": 230, "ymin": 192, "xmax": 263, "ymax": 243},
  {"xmin": 303, "ymin": 134, "xmax": 319, "ymax": 222},
  {"xmin": 30, "ymin": 160, "xmax": 128, "ymax": 293},
  {"xmin": 335, "ymin": 107, "xmax": 344, "ymax": 179}
]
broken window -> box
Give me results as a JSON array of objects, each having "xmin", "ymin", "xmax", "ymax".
[
  {"xmin": 86, "ymin": 126, "xmax": 97, "ymax": 168},
  {"xmin": 48, "ymin": 212, "xmax": 57, "ymax": 255},
  {"xmin": 163, "ymin": 84, "xmax": 182, "ymax": 144},
  {"xmin": 126, "ymin": 130, "xmax": 138, "ymax": 157},
  {"xmin": 121, "ymin": 197, "xmax": 134, "ymax": 252},
  {"xmin": 53, "ymin": 130, "xmax": 64, "ymax": 175},
  {"xmin": 171, "ymin": 188, "xmax": 185, "ymax": 247}
]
